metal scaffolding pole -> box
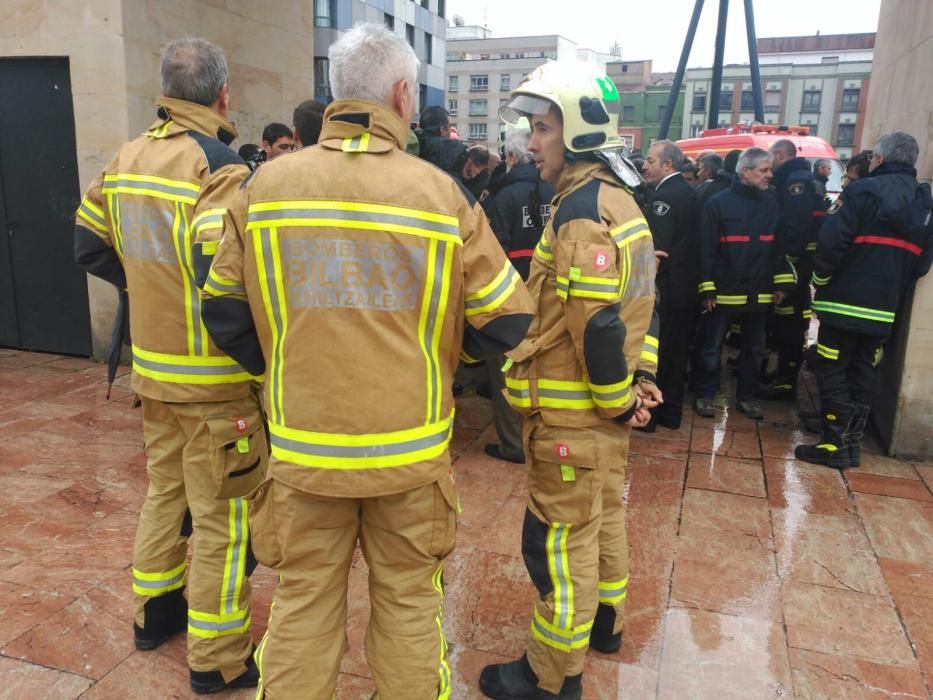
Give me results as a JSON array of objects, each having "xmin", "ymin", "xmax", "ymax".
[
  {"xmin": 708, "ymin": 0, "xmax": 730, "ymax": 129},
  {"xmin": 744, "ymin": 0, "xmax": 764, "ymax": 122},
  {"xmin": 658, "ymin": 0, "xmax": 706, "ymax": 140}
]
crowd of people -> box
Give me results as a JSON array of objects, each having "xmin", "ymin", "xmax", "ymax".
[{"xmin": 71, "ymin": 23, "xmax": 932, "ymax": 700}]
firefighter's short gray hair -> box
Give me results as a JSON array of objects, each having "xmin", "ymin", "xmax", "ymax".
[
  {"xmin": 738, "ymin": 147, "xmax": 772, "ymax": 173},
  {"xmin": 160, "ymin": 38, "xmax": 228, "ymax": 106},
  {"xmin": 329, "ymin": 23, "xmax": 419, "ymax": 104},
  {"xmin": 874, "ymin": 131, "xmax": 919, "ymax": 167},
  {"xmin": 504, "ymin": 129, "xmax": 532, "ymax": 165},
  {"xmin": 651, "ymin": 140, "xmax": 685, "ymax": 171}
]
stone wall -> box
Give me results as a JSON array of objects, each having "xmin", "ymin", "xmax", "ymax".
[
  {"xmin": 0, "ymin": 0, "xmax": 315, "ymax": 357},
  {"xmin": 862, "ymin": 0, "xmax": 933, "ymax": 458}
]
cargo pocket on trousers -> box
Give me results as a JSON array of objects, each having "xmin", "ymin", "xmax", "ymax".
[
  {"xmin": 528, "ymin": 432, "xmax": 600, "ymax": 525},
  {"xmin": 205, "ymin": 408, "xmax": 269, "ymax": 500},
  {"xmin": 246, "ymin": 478, "xmax": 283, "ymax": 569},
  {"xmin": 428, "ymin": 472, "xmax": 459, "ymax": 560}
]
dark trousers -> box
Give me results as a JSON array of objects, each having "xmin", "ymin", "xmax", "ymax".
[
  {"xmin": 696, "ymin": 308, "xmax": 767, "ymax": 401},
  {"xmin": 813, "ymin": 324, "xmax": 883, "ymax": 410},
  {"xmin": 771, "ymin": 256, "xmax": 814, "ymax": 382},
  {"xmin": 656, "ymin": 304, "xmax": 697, "ymax": 423}
]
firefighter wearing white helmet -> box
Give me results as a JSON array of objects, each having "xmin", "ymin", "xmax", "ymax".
[{"xmin": 479, "ymin": 62, "xmax": 660, "ymax": 699}]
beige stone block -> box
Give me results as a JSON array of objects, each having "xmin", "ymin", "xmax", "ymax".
[
  {"xmin": 122, "ymin": 42, "xmax": 161, "ymax": 99},
  {"xmin": 44, "ymin": 0, "xmax": 122, "ymax": 37},
  {"xmin": 0, "ymin": 0, "xmax": 45, "ymax": 38},
  {"xmin": 126, "ymin": 93, "xmax": 159, "ymax": 138},
  {"xmin": 194, "ymin": 2, "xmax": 245, "ymax": 59},
  {"xmin": 86, "ymin": 275, "xmax": 120, "ymax": 359},
  {"xmin": 121, "ymin": 0, "xmax": 197, "ymax": 46},
  {"xmin": 282, "ymin": 77, "xmax": 316, "ymax": 117},
  {"xmin": 53, "ymin": 33, "xmax": 127, "ymax": 95},
  {"xmin": 228, "ymin": 60, "xmax": 282, "ymax": 116},
  {"xmin": 225, "ymin": 0, "xmax": 312, "ymax": 34},
  {"xmin": 894, "ymin": 397, "xmax": 933, "ymax": 459},
  {"xmin": 0, "ymin": 36, "xmax": 48, "ymax": 56},
  {"xmin": 72, "ymin": 91, "xmax": 130, "ymax": 169}
]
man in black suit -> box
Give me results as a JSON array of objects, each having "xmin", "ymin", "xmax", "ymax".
[{"xmin": 641, "ymin": 140, "xmax": 701, "ymax": 430}]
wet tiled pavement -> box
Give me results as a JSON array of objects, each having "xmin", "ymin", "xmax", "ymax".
[{"xmin": 1, "ymin": 348, "xmax": 932, "ymax": 699}]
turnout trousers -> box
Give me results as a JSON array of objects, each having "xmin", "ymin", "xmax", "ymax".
[
  {"xmin": 249, "ymin": 473, "xmax": 459, "ymax": 700},
  {"xmin": 656, "ymin": 304, "xmax": 697, "ymax": 425},
  {"xmin": 134, "ymin": 391, "xmax": 267, "ymax": 680},
  {"xmin": 521, "ymin": 414, "xmax": 630, "ymax": 694},
  {"xmin": 770, "ymin": 255, "xmax": 814, "ymax": 384},
  {"xmin": 812, "ymin": 324, "xmax": 883, "ymax": 410}
]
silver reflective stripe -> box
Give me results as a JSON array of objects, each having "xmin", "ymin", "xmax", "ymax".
[
  {"xmin": 507, "ymin": 386, "xmax": 530, "ymax": 399},
  {"xmin": 188, "ymin": 615, "xmax": 248, "ymax": 633},
  {"xmin": 569, "ymin": 280, "xmax": 617, "ymax": 294},
  {"xmin": 104, "ymin": 179, "xmax": 198, "ymax": 200},
  {"xmin": 347, "ymin": 135, "xmax": 362, "ymax": 150},
  {"xmin": 424, "ymin": 242, "xmax": 449, "ymax": 422},
  {"xmin": 591, "ymin": 387, "xmax": 628, "ymax": 401},
  {"xmin": 224, "ymin": 498, "xmax": 245, "ymax": 614},
  {"xmin": 134, "ymin": 571, "xmax": 185, "ymax": 590},
  {"xmin": 613, "ymin": 222, "xmax": 649, "ymax": 245},
  {"xmin": 465, "ymin": 266, "xmax": 518, "ymax": 310},
  {"xmin": 206, "ymin": 276, "xmax": 246, "ymax": 295},
  {"xmin": 194, "ymin": 214, "xmax": 223, "ymax": 230},
  {"xmin": 79, "ymin": 202, "xmax": 106, "ymax": 227},
  {"xmin": 270, "ymin": 423, "xmax": 451, "ymax": 459},
  {"xmin": 599, "ymin": 582, "xmax": 628, "ymax": 599},
  {"xmin": 556, "ymin": 279, "xmax": 569, "ymax": 294},
  {"xmin": 132, "ymin": 354, "xmax": 246, "ymax": 376},
  {"xmin": 261, "ymin": 229, "xmax": 286, "ymax": 423},
  {"xmin": 532, "ymin": 616, "xmax": 591, "ymax": 646},
  {"xmin": 248, "ymin": 208, "xmax": 460, "ymax": 237},
  {"xmin": 538, "ymin": 387, "xmax": 591, "ymax": 401},
  {"xmin": 175, "ymin": 202, "xmax": 203, "ymax": 355},
  {"xmin": 553, "ymin": 523, "xmax": 569, "ymax": 629}
]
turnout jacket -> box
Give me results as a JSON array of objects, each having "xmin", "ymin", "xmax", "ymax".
[
  {"xmin": 773, "ymin": 157, "xmax": 825, "ymax": 261},
  {"xmin": 646, "ymin": 172, "xmax": 700, "ymax": 309},
  {"xmin": 812, "ymin": 162, "xmax": 933, "ymax": 336},
  {"xmin": 201, "ymin": 100, "xmax": 534, "ymax": 498},
  {"xmin": 698, "ymin": 178, "xmax": 796, "ymax": 311},
  {"xmin": 505, "ymin": 160, "xmax": 656, "ymax": 429},
  {"xmin": 74, "ymin": 97, "xmax": 253, "ymax": 403},
  {"xmin": 482, "ymin": 161, "xmax": 556, "ymax": 280}
]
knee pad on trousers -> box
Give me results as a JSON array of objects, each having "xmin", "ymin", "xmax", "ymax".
[
  {"xmin": 521, "ymin": 509, "xmax": 552, "ymax": 597},
  {"xmin": 180, "ymin": 509, "xmax": 193, "ymax": 538}
]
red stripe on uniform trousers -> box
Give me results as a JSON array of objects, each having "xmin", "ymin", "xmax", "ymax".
[
  {"xmin": 719, "ymin": 235, "xmax": 750, "ymax": 243},
  {"xmin": 508, "ymin": 249, "xmax": 534, "ymax": 259},
  {"xmin": 759, "ymin": 234, "xmax": 775, "ymax": 242},
  {"xmin": 853, "ymin": 235, "xmax": 922, "ymax": 256},
  {"xmin": 813, "ymin": 211, "xmax": 826, "ymax": 217}
]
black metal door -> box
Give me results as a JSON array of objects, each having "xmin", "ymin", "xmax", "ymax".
[{"xmin": 0, "ymin": 57, "xmax": 91, "ymax": 355}]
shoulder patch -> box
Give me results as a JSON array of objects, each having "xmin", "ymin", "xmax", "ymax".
[
  {"xmin": 788, "ymin": 182, "xmax": 805, "ymax": 196},
  {"xmin": 652, "ymin": 200, "xmax": 671, "ymax": 216},
  {"xmin": 187, "ymin": 131, "xmax": 246, "ymax": 173},
  {"xmin": 827, "ymin": 197, "xmax": 844, "ymax": 215}
]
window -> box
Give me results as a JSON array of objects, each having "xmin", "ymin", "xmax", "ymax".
[
  {"xmin": 448, "ymin": 75, "xmax": 458, "ymax": 92},
  {"xmin": 425, "ymin": 32, "xmax": 432, "ymax": 64},
  {"xmin": 514, "ymin": 52, "xmax": 525, "ymax": 59},
  {"xmin": 740, "ymin": 90, "xmax": 755, "ymax": 111},
  {"xmin": 821, "ymin": 55, "xmax": 839, "ymax": 64},
  {"xmin": 621, "ymin": 105, "xmax": 635, "ymax": 122},
  {"xmin": 837, "ymin": 123, "xmax": 856, "ymax": 146},
  {"xmin": 448, "ymin": 99, "xmax": 458, "ymax": 116},
  {"xmin": 500, "ymin": 53, "xmax": 510, "ymax": 59},
  {"xmin": 622, "ymin": 64, "xmax": 629, "ymax": 73},
  {"xmin": 314, "ymin": 0, "xmax": 334, "ymax": 27},
  {"xmin": 842, "ymin": 88, "xmax": 860, "ymax": 111},
  {"xmin": 469, "ymin": 99, "xmax": 488, "ymax": 116},
  {"xmin": 419, "ymin": 84, "xmax": 427, "ymax": 114},
  {"xmin": 764, "ymin": 89, "xmax": 781, "ymax": 113},
  {"xmin": 470, "ymin": 74, "xmax": 488, "ymax": 92},
  {"xmin": 384, "ymin": 13, "xmax": 394, "ymax": 30},
  {"xmin": 657, "ymin": 105, "xmax": 667, "ymax": 122},
  {"xmin": 421, "ymin": 0, "xmax": 429, "ymax": 7},
  {"xmin": 690, "ymin": 124, "xmax": 703, "ymax": 137},
  {"xmin": 500, "ymin": 74, "xmax": 510, "ymax": 91},
  {"xmin": 692, "ymin": 94, "xmax": 706, "ymax": 112},
  {"xmin": 469, "ymin": 123, "xmax": 487, "ymax": 141},
  {"xmin": 438, "ymin": 0, "xmax": 445, "ymax": 18},
  {"xmin": 802, "ymin": 90, "xmax": 821, "ymax": 112},
  {"xmin": 718, "ymin": 91, "xmax": 733, "ymax": 111},
  {"xmin": 314, "ymin": 57, "xmax": 331, "ymax": 101},
  {"xmin": 406, "ymin": 23, "xmax": 415, "ymax": 48}
]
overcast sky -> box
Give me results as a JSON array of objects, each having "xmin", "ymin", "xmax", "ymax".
[{"xmin": 445, "ymin": 0, "xmax": 882, "ymax": 71}]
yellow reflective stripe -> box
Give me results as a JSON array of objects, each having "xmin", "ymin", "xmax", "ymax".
[
  {"xmin": 611, "ymin": 217, "xmax": 650, "ymax": 247},
  {"xmin": 254, "ymin": 228, "xmax": 288, "ymax": 423},
  {"xmin": 598, "ymin": 576, "xmax": 629, "ymax": 605},
  {"xmin": 105, "ymin": 193, "xmax": 124, "ymax": 256},
  {"xmin": 774, "ymin": 306, "xmax": 796, "ymax": 316},
  {"xmin": 245, "ymin": 200, "xmax": 461, "ymax": 246},
  {"xmin": 221, "ymin": 498, "xmax": 248, "ymax": 618},
  {"xmin": 171, "ymin": 202, "xmax": 207, "ymax": 356},
  {"xmin": 643, "ymin": 335, "xmax": 659, "ymax": 349},
  {"xmin": 537, "ymin": 378, "xmax": 595, "ymax": 409},
  {"xmin": 774, "ymin": 274, "xmax": 796, "ymax": 284},
  {"xmin": 460, "ymin": 350, "xmax": 479, "ymax": 363},
  {"xmin": 758, "ymin": 293, "xmax": 774, "ymax": 304},
  {"xmin": 146, "ymin": 119, "xmax": 174, "ymax": 139},
  {"xmin": 806, "ymin": 241, "xmax": 818, "ymax": 251},
  {"xmin": 698, "ymin": 280, "xmax": 716, "ymax": 293},
  {"xmin": 102, "ymin": 173, "xmax": 199, "ymax": 204},
  {"xmin": 131, "ymin": 345, "xmax": 253, "ymax": 384},
  {"xmin": 187, "ymin": 608, "xmax": 250, "ymax": 639},
  {"xmin": 421, "ymin": 240, "xmax": 454, "ymax": 421},
  {"xmin": 268, "ymin": 412, "xmax": 453, "ymax": 470},
  {"xmin": 588, "ymin": 376, "xmax": 633, "ymax": 408},
  {"xmin": 192, "ymin": 208, "xmax": 226, "ymax": 234},
  {"xmin": 547, "ymin": 523, "xmax": 573, "ymax": 629},
  {"xmin": 565, "ymin": 274, "xmax": 622, "ymax": 301},
  {"xmin": 77, "ymin": 199, "xmax": 108, "ymax": 233},
  {"xmin": 204, "ymin": 268, "xmax": 246, "ymax": 297},
  {"xmin": 132, "ymin": 561, "xmax": 186, "ymax": 596},
  {"xmin": 432, "ymin": 563, "xmax": 451, "ymax": 699},
  {"xmin": 620, "ymin": 238, "xmax": 632, "ymax": 297},
  {"xmin": 201, "ymin": 240, "xmax": 220, "ymax": 255},
  {"xmin": 641, "ymin": 350, "xmax": 658, "ymax": 365},
  {"xmin": 816, "ymin": 443, "xmax": 839, "ymax": 452},
  {"xmin": 465, "ymin": 260, "xmax": 520, "ymax": 316},
  {"xmin": 812, "ymin": 300, "xmax": 895, "ymax": 323},
  {"xmin": 531, "ymin": 609, "xmax": 592, "ymax": 652},
  {"xmin": 716, "ymin": 295, "xmax": 747, "ymax": 304},
  {"xmin": 802, "ymin": 309, "xmax": 813, "ymax": 319},
  {"xmin": 811, "ymin": 272, "xmax": 831, "ymax": 286},
  {"xmin": 535, "ymin": 230, "xmax": 554, "ymax": 261},
  {"xmin": 816, "ymin": 343, "xmax": 839, "ymax": 360},
  {"xmin": 505, "ymin": 377, "xmax": 531, "ymax": 407},
  {"xmin": 255, "ymin": 632, "xmax": 269, "ymax": 696},
  {"xmin": 555, "ymin": 275, "xmax": 569, "ymax": 300},
  {"xmin": 341, "ymin": 132, "xmax": 372, "ymax": 152}
]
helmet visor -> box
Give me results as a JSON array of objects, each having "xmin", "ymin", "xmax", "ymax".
[{"xmin": 499, "ymin": 94, "xmax": 555, "ymax": 125}]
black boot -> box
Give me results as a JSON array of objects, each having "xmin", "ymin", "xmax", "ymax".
[
  {"xmin": 757, "ymin": 376, "xmax": 796, "ymax": 401},
  {"xmin": 133, "ymin": 588, "xmax": 187, "ymax": 651},
  {"xmin": 842, "ymin": 402, "xmax": 870, "ymax": 467},
  {"xmin": 190, "ymin": 650, "xmax": 260, "ymax": 695},
  {"xmin": 794, "ymin": 405, "xmax": 857, "ymax": 469},
  {"xmin": 589, "ymin": 603, "xmax": 621, "ymax": 653},
  {"xmin": 479, "ymin": 654, "xmax": 582, "ymax": 700}
]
